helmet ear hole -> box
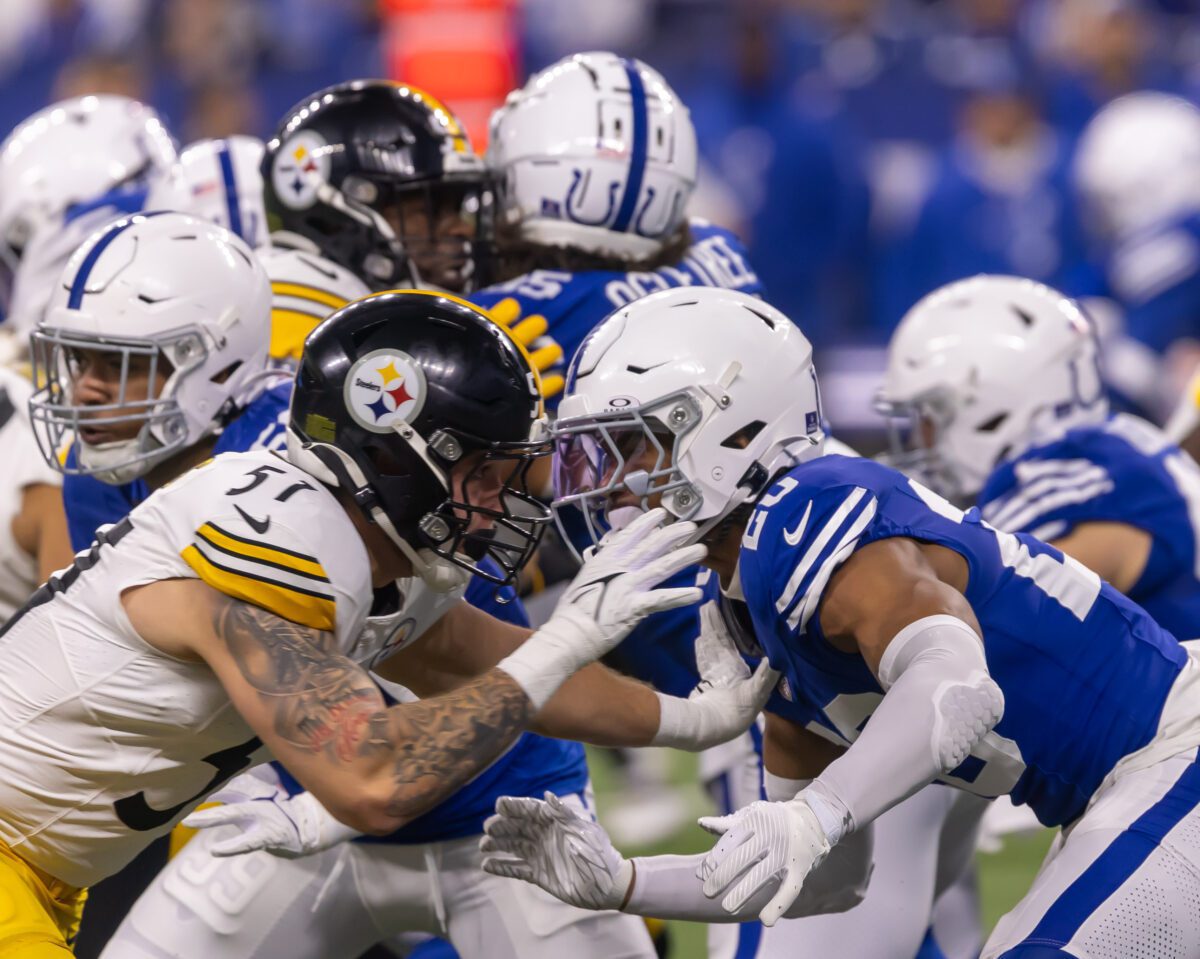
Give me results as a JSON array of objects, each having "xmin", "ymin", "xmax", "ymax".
[
  {"xmin": 720, "ymin": 420, "xmax": 766, "ymax": 450},
  {"xmin": 977, "ymin": 412, "xmax": 1008, "ymax": 434},
  {"xmin": 209, "ymin": 360, "xmax": 241, "ymax": 385}
]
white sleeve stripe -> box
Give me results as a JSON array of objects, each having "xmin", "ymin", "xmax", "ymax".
[
  {"xmin": 787, "ymin": 497, "xmax": 879, "ymax": 632},
  {"xmin": 987, "ymin": 478, "xmax": 1115, "ymax": 535},
  {"xmin": 1008, "ymin": 458, "xmax": 1097, "ymax": 482},
  {"xmin": 984, "ymin": 465, "xmax": 1110, "ymax": 530},
  {"xmin": 191, "ymin": 537, "xmax": 334, "ymax": 598},
  {"xmin": 775, "ymin": 486, "xmax": 867, "ymax": 616}
]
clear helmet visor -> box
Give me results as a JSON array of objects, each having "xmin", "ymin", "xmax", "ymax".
[{"xmin": 551, "ymin": 398, "xmax": 702, "ymax": 556}]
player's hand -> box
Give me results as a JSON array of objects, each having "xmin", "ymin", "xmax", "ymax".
[
  {"xmin": 554, "ymin": 507, "xmax": 706, "ymax": 660},
  {"xmin": 653, "ymin": 601, "xmax": 779, "ymax": 750},
  {"xmin": 497, "ymin": 508, "xmax": 705, "ymax": 708},
  {"xmin": 481, "ymin": 791, "xmax": 632, "ymax": 910},
  {"xmin": 489, "ymin": 297, "xmax": 565, "ymax": 398},
  {"xmin": 182, "ymin": 779, "xmax": 360, "ymax": 859},
  {"xmin": 696, "ymin": 796, "xmax": 831, "ymax": 926}
]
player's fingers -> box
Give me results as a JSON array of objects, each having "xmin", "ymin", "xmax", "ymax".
[
  {"xmin": 529, "ymin": 342, "xmax": 563, "ymax": 373},
  {"xmin": 750, "ymin": 660, "xmax": 781, "ymax": 698},
  {"xmin": 721, "ymin": 856, "xmax": 777, "ymax": 915},
  {"xmin": 182, "ymin": 807, "xmax": 235, "ymax": 831},
  {"xmin": 761, "ymin": 866, "xmax": 804, "ymax": 926},
  {"xmin": 540, "ymin": 373, "xmax": 565, "ymax": 399},
  {"xmin": 697, "ymin": 814, "xmax": 733, "ymax": 837},
  {"xmin": 701, "ymin": 830, "xmax": 764, "ymax": 897},
  {"xmin": 481, "ymin": 855, "xmax": 534, "ymax": 882},
  {"xmin": 489, "ymin": 297, "xmax": 521, "ymax": 327},
  {"xmin": 208, "ymin": 833, "xmax": 259, "ymax": 858},
  {"xmin": 510, "ymin": 314, "xmax": 548, "ymax": 344}
]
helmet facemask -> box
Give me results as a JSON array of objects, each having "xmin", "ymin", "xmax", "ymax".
[
  {"xmin": 875, "ymin": 387, "xmax": 989, "ymax": 503},
  {"xmin": 29, "ymin": 326, "xmax": 221, "ymax": 484},
  {"xmin": 552, "ymin": 391, "xmax": 714, "ymax": 554}
]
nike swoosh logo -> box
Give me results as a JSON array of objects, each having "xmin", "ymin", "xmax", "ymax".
[
  {"xmin": 235, "ymin": 504, "xmax": 272, "ymax": 535},
  {"xmin": 783, "ymin": 502, "xmax": 813, "ymax": 546}
]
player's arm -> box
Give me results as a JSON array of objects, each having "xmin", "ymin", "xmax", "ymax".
[
  {"xmin": 480, "ymin": 713, "xmax": 871, "ymax": 922},
  {"xmin": 126, "ymin": 577, "xmax": 535, "ymax": 836},
  {"xmin": 12, "ymin": 482, "xmax": 74, "ymax": 582},
  {"xmin": 378, "ymin": 597, "xmax": 775, "ymax": 750},
  {"xmin": 685, "ymin": 536, "xmax": 1003, "ymax": 925},
  {"xmin": 1048, "ymin": 521, "xmax": 1151, "ymax": 593}
]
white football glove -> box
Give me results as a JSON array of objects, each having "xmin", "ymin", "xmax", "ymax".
[
  {"xmin": 697, "ymin": 794, "xmax": 831, "ymax": 926},
  {"xmin": 182, "ymin": 775, "xmax": 359, "ymax": 859},
  {"xmin": 480, "ymin": 791, "xmax": 632, "ymax": 911},
  {"xmin": 498, "ymin": 507, "xmax": 706, "ymax": 708},
  {"xmin": 653, "ymin": 600, "xmax": 779, "ymax": 751}
]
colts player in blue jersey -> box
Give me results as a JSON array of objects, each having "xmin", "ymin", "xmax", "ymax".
[
  {"xmin": 879, "ymin": 274, "xmax": 1200, "ymax": 643},
  {"xmin": 471, "ymin": 52, "xmax": 764, "ymax": 407},
  {"xmin": 481, "ymin": 285, "xmax": 1200, "ymax": 958}
]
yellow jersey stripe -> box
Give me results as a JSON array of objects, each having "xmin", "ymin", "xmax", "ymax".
[
  {"xmin": 197, "ymin": 522, "xmax": 329, "ymax": 581},
  {"xmin": 271, "ymin": 282, "xmax": 351, "ymax": 310},
  {"xmin": 181, "ymin": 545, "xmax": 337, "ymax": 632}
]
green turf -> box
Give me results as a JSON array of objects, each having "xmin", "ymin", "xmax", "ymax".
[{"xmin": 587, "ymin": 747, "xmax": 1056, "ymax": 957}]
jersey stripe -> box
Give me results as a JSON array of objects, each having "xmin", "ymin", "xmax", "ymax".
[
  {"xmin": 181, "ymin": 544, "xmax": 336, "ymax": 631},
  {"xmin": 197, "ymin": 522, "xmax": 328, "ymax": 579},
  {"xmin": 787, "ymin": 496, "xmax": 878, "ymax": 632},
  {"xmin": 776, "ymin": 486, "xmax": 868, "ymax": 618},
  {"xmin": 985, "ymin": 472, "xmax": 1114, "ymax": 534},
  {"xmin": 271, "ymin": 281, "xmax": 351, "ymax": 311}
]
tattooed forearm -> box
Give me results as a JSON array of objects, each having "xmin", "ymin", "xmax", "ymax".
[
  {"xmin": 377, "ymin": 669, "xmax": 532, "ymax": 820},
  {"xmin": 212, "ymin": 596, "xmax": 534, "ymax": 825}
]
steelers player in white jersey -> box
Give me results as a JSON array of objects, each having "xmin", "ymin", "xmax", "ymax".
[{"xmin": 0, "ymin": 268, "xmax": 739, "ymax": 956}]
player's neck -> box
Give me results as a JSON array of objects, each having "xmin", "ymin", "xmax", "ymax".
[
  {"xmin": 704, "ymin": 520, "xmax": 743, "ymax": 589},
  {"xmin": 143, "ymin": 436, "xmax": 220, "ymax": 491},
  {"xmin": 333, "ymin": 488, "xmax": 415, "ymax": 587}
]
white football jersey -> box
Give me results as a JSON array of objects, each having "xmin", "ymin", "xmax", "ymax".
[
  {"xmin": 0, "ymin": 366, "xmax": 61, "ymax": 622},
  {"xmin": 0, "ymin": 449, "xmax": 391, "ymax": 887}
]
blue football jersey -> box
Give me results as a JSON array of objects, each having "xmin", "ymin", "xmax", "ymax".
[
  {"xmin": 62, "ymin": 381, "xmax": 586, "ymax": 844},
  {"xmin": 738, "ymin": 455, "xmax": 1188, "ymax": 827},
  {"xmin": 470, "ymin": 220, "xmax": 763, "ymax": 406},
  {"xmin": 979, "ymin": 414, "xmax": 1200, "ymax": 641},
  {"xmin": 62, "ymin": 383, "xmax": 292, "ymax": 550},
  {"xmin": 1104, "ymin": 212, "xmax": 1200, "ymax": 353}
]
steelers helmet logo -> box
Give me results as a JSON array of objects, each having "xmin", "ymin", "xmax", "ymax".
[
  {"xmin": 272, "ymin": 130, "xmax": 331, "ymax": 210},
  {"xmin": 344, "ymin": 349, "xmax": 427, "ymax": 433}
]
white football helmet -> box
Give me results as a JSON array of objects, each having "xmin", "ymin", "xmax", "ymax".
[
  {"xmin": 877, "ymin": 275, "xmax": 1107, "ymax": 501},
  {"xmin": 1074, "ymin": 92, "xmax": 1200, "ymax": 240},
  {"xmin": 147, "ymin": 136, "xmax": 269, "ymax": 249},
  {"xmin": 257, "ymin": 244, "xmax": 370, "ymax": 366},
  {"xmin": 553, "ymin": 286, "xmax": 823, "ymax": 547},
  {"xmin": 0, "ymin": 95, "xmax": 177, "ymax": 319},
  {"xmin": 488, "ymin": 51, "xmax": 697, "ymax": 259},
  {"xmin": 30, "ymin": 212, "xmax": 271, "ymax": 484}
]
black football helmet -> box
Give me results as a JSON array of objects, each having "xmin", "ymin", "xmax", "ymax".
[
  {"xmin": 287, "ymin": 289, "xmax": 550, "ymax": 587},
  {"xmin": 263, "ymin": 80, "xmax": 494, "ymax": 293}
]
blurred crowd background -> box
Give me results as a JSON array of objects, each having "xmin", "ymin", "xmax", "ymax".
[{"xmin": 4, "ymin": 0, "xmax": 1200, "ymax": 435}]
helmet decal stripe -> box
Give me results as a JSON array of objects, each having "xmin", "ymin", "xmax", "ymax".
[
  {"xmin": 216, "ymin": 141, "xmax": 244, "ymax": 240},
  {"xmin": 66, "ymin": 211, "xmax": 168, "ymax": 309},
  {"xmin": 610, "ymin": 59, "xmax": 649, "ymax": 233}
]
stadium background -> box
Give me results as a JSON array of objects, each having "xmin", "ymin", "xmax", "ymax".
[{"xmin": 4, "ymin": 0, "xmax": 1195, "ymax": 953}]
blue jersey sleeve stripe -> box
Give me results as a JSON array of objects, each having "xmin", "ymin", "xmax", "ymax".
[
  {"xmin": 67, "ymin": 212, "xmax": 168, "ymax": 309},
  {"xmin": 787, "ymin": 497, "xmax": 878, "ymax": 632},
  {"xmin": 610, "ymin": 59, "xmax": 649, "ymax": 233},
  {"xmin": 216, "ymin": 142, "xmax": 244, "ymax": 241}
]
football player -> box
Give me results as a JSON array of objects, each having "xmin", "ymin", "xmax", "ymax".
[
  {"xmin": 0, "ymin": 276, "xmax": 733, "ymax": 957},
  {"xmin": 471, "ymin": 51, "xmax": 763, "ymax": 405},
  {"xmin": 481, "ymin": 285, "xmax": 1200, "ymax": 958},
  {"xmin": 879, "ymin": 273, "xmax": 1200, "ymax": 641},
  {"xmin": 0, "ymin": 94, "xmax": 177, "ymax": 337}
]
